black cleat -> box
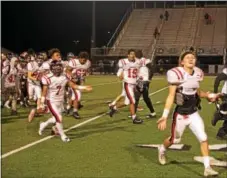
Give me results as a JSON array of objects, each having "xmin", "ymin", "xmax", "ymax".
[
  {"xmin": 133, "ymin": 117, "xmax": 143, "ymax": 124},
  {"xmin": 78, "ymin": 103, "xmax": 84, "ymax": 110},
  {"xmin": 108, "ymin": 106, "xmax": 117, "ymax": 117},
  {"xmin": 146, "ymin": 113, "xmax": 156, "ymax": 119},
  {"xmin": 73, "ymin": 112, "xmax": 80, "ymax": 119}
]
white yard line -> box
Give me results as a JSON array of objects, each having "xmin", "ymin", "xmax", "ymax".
[{"xmin": 1, "ymin": 86, "xmax": 168, "ymax": 159}]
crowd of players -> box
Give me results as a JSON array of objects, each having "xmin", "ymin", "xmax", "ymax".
[{"xmin": 1, "ymin": 47, "xmax": 227, "ymax": 176}]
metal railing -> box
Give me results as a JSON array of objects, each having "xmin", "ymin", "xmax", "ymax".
[{"xmin": 106, "ymin": 3, "xmax": 134, "ymax": 48}]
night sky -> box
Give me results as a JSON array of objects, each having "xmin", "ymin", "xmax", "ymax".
[{"xmin": 2, "ymin": 1, "xmax": 132, "ymax": 55}]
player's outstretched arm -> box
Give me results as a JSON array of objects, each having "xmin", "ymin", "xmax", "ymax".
[
  {"xmin": 197, "ymin": 89, "xmax": 222, "ymax": 102},
  {"xmin": 157, "ymin": 85, "xmax": 177, "ymax": 131},
  {"xmin": 67, "ymin": 80, "xmax": 92, "ymax": 92}
]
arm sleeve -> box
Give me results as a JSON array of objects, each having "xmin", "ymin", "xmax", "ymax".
[{"xmin": 214, "ymin": 73, "xmax": 227, "ymax": 93}]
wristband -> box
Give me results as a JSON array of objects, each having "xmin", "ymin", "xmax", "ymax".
[
  {"xmin": 162, "ymin": 109, "xmax": 169, "ymax": 118},
  {"xmin": 41, "ymin": 96, "xmax": 46, "ymax": 103},
  {"xmin": 78, "ymin": 86, "xmax": 86, "ymax": 90}
]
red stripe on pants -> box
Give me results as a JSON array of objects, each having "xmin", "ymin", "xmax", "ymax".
[
  {"xmin": 169, "ymin": 112, "xmax": 178, "ymax": 143},
  {"xmin": 124, "ymin": 83, "xmax": 134, "ymax": 104},
  {"xmin": 47, "ymin": 100, "xmax": 61, "ymax": 123}
]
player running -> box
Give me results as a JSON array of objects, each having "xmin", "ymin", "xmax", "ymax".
[
  {"xmin": 157, "ymin": 48, "xmax": 220, "ymax": 176},
  {"xmin": 38, "ymin": 60, "xmax": 92, "ymax": 142}
]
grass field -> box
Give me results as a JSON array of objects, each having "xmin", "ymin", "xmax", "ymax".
[{"xmin": 1, "ymin": 75, "xmax": 227, "ymax": 178}]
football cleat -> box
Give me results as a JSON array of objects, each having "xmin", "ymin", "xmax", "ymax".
[
  {"xmin": 146, "ymin": 112, "xmax": 156, "ymax": 119},
  {"xmin": 78, "ymin": 103, "xmax": 84, "ymax": 110},
  {"xmin": 108, "ymin": 105, "xmax": 117, "ymax": 117},
  {"xmin": 61, "ymin": 136, "xmax": 70, "ymax": 142},
  {"xmin": 158, "ymin": 146, "xmax": 166, "ymax": 165},
  {"xmin": 132, "ymin": 117, "xmax": 143, "ymax": 124},
  {"xmin": 73, "ymin": 112, "xmax": 80, "ymax": 119},
  {"xmin": 204, "ymin": 167, "xmax": 218, "ymax": 177}
]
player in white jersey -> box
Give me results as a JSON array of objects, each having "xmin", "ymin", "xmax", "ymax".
[
  {"xmin": 67, "ymin": 51, "xmax": 91, "ymax": 119},
  {"xmin": 4, "ymin": 57, "xmax": 19, "ymax": 115},
  {"xmin": 38, "ymin": 60, "xmax": 92, "ymax": 142},
  {"xmin": 109, "ymin": 49, "xmax": 143, "ymax": 124},
  {"xmin": 157, "ymin": 48, "xmax": 220, "ymax": 176},
  {"xmin": 1, "ymin": 53, "xmax": 10, "ymax": 107},
  {"xmin": 27, "ymin": 54, "xmax": 43, "ymax": 109}
]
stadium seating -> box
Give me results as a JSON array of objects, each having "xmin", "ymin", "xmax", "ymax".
[{"xmin": 108, "ymin": 7, "xmax": 227, "ymax": 57}]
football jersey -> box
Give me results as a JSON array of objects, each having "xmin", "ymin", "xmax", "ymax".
[
  {"xmin": 167, "ymin": 66, "xmax": 204, "ymax": 95},
  {"xmin": 4, "ymin": 67, "xmax": 17, "ymax": 88},
  {"xmin": 1, "ymin": 59, "xmax": 10, "ymax": 75},
  {"xmin": 68, "ymin": 58, "xmax": 91, "ymax": 77},
  {"xmin": 42, "ymin": 73, "xmax": 69, "ymax": 102},
  {"xmin": 138, "ymin": 57, "xmax": 152, "ymax": 81},
  {"xmin": 27, "ymin": 61, "xmax": 42, "ymax": 85},
  {"xmin": 118, "ymin": 58, "xmax": 142, "ymax": 84},
  {"xmin": 222, "ymin": 68, "xmax": 227, "ymax": 94}
]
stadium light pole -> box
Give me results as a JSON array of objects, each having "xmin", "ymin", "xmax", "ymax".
[{"xmin": 91, "ymin": 1, "xmax": 96, "ymax": 48}]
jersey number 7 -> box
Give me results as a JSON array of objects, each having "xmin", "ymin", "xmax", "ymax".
[{"xmin": 56, "ymin": 85, "xmax": 62, "ymax": 95}]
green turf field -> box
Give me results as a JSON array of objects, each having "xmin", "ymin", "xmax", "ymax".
[{"xmin": 1, "ymin": 75, "xmax": 227, "ymax": 178}]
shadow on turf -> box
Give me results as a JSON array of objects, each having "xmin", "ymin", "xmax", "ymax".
[{"xmin": 124, "ymin": 146, "xmax": 205, "ymax": 177}]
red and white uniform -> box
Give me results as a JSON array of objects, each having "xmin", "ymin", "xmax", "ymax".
[
  {"xmin": 42, "ymin": 74, "xmax": 69, "ymax": 123},
  {"xmin": 27, "ymin": 61, "xmax": 42, "ymax": 100},
  {"xmin": 4, "ymin": 67, "xmax": 17, "ymax": 88},
  {"xmin": 68, "ymin": 58, "xmax": 91, "ymax": 101},
  {"xmin": 68, "ymin": 58, "xmax": 91, "ymax": 77},
  {"xmin": 167, "ymin": 66, "xmax": 207, "ymax": 143},
  {"xmin": 1, "ymin": 59, "xmax": 10, "ymax": 75},
  {"xmin": 118, "ymin": 58, "xmax": 142, "ymax": 105}
]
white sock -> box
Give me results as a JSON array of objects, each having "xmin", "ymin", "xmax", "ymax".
[
  {"xmin": 56, "ymin": 122, "xmax": 66, "ymax": 138},
  {"xmin": 73, "ymin": 108, "xmax": 78, "ymax": 112},
  {"xmin": 66, "ymin": 105, "xmax": 71, "ymax": 110},
  {"xmin": 203, "ymin": 156, "xmax": 210, "ymax": 168},
  {"xmin": 132, "ymin": 114, "xmax": 136, "ymax": 120},
  {"xmin": 159, "ymin": 144, "xmax": 166, "ymax": 153}
]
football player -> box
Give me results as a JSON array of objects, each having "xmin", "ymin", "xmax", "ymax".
[
  {"xmin": 134, "ymin": 50, "xmax": 156, "ymax": 118},
  {"xmin": 38, "ymin": 60, "xmax": 92, "ymax": 142},
  {"xmin": 4, "ymin": 56, "xmax": 19, "ymax": 115},
  {"xmin": 1, "ymin": 52, "xmax": 10, "ymax": 108},
  {"xmin": 67, "ymin": 51, "xmax": 91, "ymax": 119},
  {"xmin": 213, "ymin": 66, "xmax": 227, "ymax": 139},
  {"xmin": 108, "ymin": 49, "xmax": 143, "ymax": 124},
  {"xmin": 157, "ymin": 48, "xmax": 220, "ymax": 176}
]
